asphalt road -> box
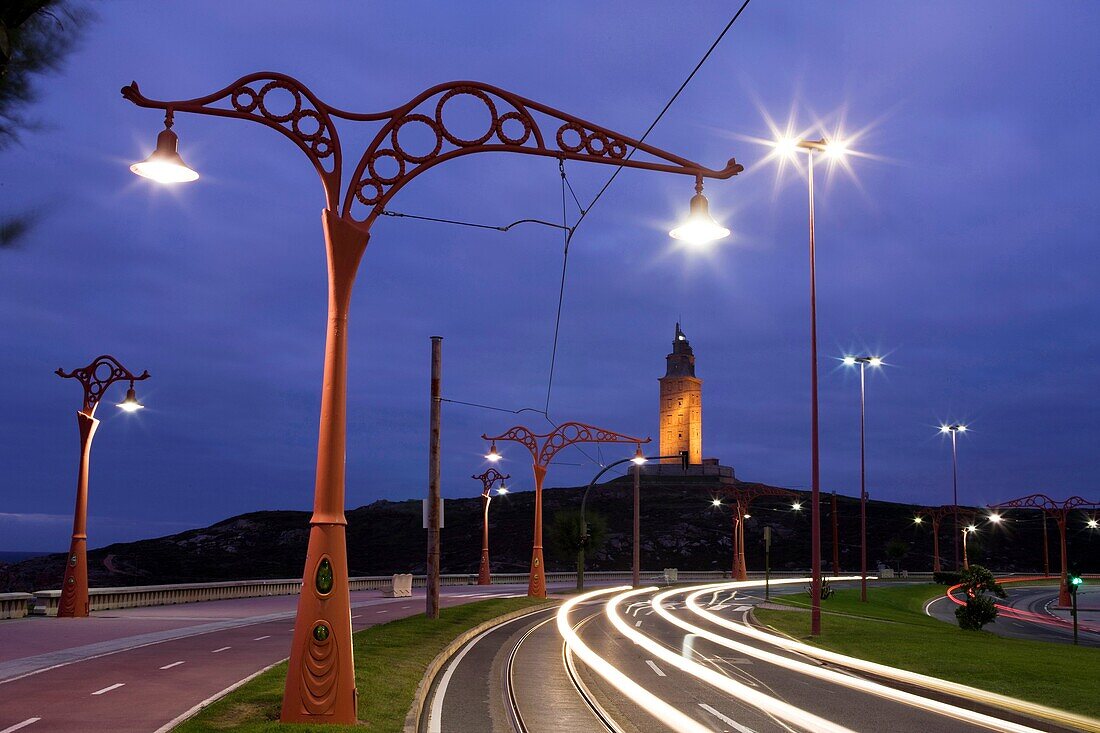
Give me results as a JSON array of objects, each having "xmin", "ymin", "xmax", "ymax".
[
  {"xmin": 926, "ymin": 584, "xmax": 1100, "ymax": 648},
  {"xmin": 428, "ymin": 581, "xmax": 1080, "ymax": 733},
  {"xmin": 0, "ymin": 585, "xmax": 527, "ymax": 733}
]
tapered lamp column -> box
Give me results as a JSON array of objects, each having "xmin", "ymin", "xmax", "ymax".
[{"xmin": 55, "ymin": 356, "xmax": 149, "ymax": 619}]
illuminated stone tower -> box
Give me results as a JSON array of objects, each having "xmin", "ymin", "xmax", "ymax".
[{"xmin": 659, "ymin": 323, "xmax": 702, "ymax": 464}]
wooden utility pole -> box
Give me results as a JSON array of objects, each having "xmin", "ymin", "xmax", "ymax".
[{"xmin": 427, "ymin": 336, "xmax": 442, "ymax": 619}]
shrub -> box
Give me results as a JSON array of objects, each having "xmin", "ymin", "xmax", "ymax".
[
  {"xmin": 953, "ymin": 565, "xmax": 1007, "ymax": 631},
  {"xmin": 933, "ymin": 571, "xmax": 963, "ymax": 586}
]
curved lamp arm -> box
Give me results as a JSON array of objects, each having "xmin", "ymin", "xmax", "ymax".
[
  {"xmin": 56, "ymin": 355, "xmax": 150, "ymax": 415},
  {"xmin": 123, "ymin": 74, "xmax": 743, "ymax": 231}
]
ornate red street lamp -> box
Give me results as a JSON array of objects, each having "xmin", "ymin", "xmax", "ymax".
[
  {"xmin": 914, "ymin": 505, "xmax": 973, "ymax": 573},
  {"xmin": 472, "ymin": 467, "xmax": 509, "ymax": 585},
  {"xmin": 482, "ymin": 422, "xmax": 649, "ymax": 597},
  {"xmin": 713, "ymin": 486, "xmax": 797, "ymax": 581},
  {"xmin": 55, "ymin": 355, "xmax": 149, "ymax": 618},
  {"xmin": 989, "ymin": 494, "xmax": 1098, "ymax": 606},
  {"xmin": 123, "ymin": 72, "xmax": 738, "ymax": 724}
]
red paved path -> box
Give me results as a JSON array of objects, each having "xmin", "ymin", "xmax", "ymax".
[{"xmin": 0, "ymin": 585, "xmax": 529, "ymax": 733}]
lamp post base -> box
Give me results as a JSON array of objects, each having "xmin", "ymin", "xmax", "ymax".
[
  {"xmin": 478, "ymin": 550, "xmax": 491, "ymax": 586},
  {"xmin": 57, "ymin": 536, "xmax": 88, "ymax": 618},
  {"xmin": 280, "ymin": 523, "xmax": 357, "ymax": 724},
  {"xmin": 528, "ymin": 547, "xmax": 546, "ymax": 598}
]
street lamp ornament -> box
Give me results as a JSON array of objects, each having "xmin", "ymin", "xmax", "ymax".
[
  {"xmin": 482, "ymin": 422, "xmax": 649, "ymax": 598},
  {"xmin": 485, "ymin": 441, "xmax": 501, "ymax": 462},
  {"xmin": 472, "ymin": 467, "xmax": 510, "ymax": 586},
  {"xmin": 123, "ymin": 71, "xmax": 736, "ymax": 726},
  {"xmin": 668, "ymin": 178, "xmax": 730, "ymax": 245},
  {"xmin": 55, "ymin": 355, "xmax": 149, "ymax": 618}
]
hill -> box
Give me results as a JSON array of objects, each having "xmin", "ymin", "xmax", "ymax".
[{"xmin": 2, "ymin": 475, "xmax": 1092, "ymax": 593}]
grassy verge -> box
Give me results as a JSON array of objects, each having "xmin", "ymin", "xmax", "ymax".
[
  {"xmin": 176, "ymin": 596, "xmax": 552, "ymax": 733},
  {"xmin": 756, "ymin": 585, "xmax": 1099, "ymax": 719}
]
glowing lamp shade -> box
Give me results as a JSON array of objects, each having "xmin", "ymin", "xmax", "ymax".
[
  {"xmin": 631, "ymin": 447, "xmax": 647, "ymax": 466},
  {"xmin": 497, "ymin": 484, "xmax": 509, "ymax": 495},
  {"xmin": 1087, "ymin": 518, "xmax": 1097, "ymax": 529},
  {"xmin": 711, "ymin": 499, "xmax": 722, "ymax": 507},
  {"xmin": 117, "ymin": 386, "xmax": 144, "ymax": 412},
  {"xmin": 823, "ymin": 139, "xmax": 848, "ymax": 159},
  {"xmin": 773, "ymin": 137, "xmax": 798, "ymax": 157},
  {"xmin": 485, "ymin": 443, "xmax": 501, "ymax": 462},
  {"xmin": 131, "ymin": 127, "xmax": 199, "ymax": 184},
  {"xmin": 842, "ymin": 356, "xmax": 857, "ymax": 366},
  {"xmin": 989, "ymin": 513, "xmax": 1001, "ymax": 523},
  {"xmin": 792, "ymin": 502, "xmax": 802, "ymax": 511},
  {"xmin": 669, "ymin": 192, "xmax": 729, "ymax": 246},
  {"xmin": 913, "ymin": 516, "xmax": 923, "ymax": 524},
  {"xmin": 966, "ymin": 524, "xmax": 977, "ymax": 533},
  {"xmin": 868, "ymin": 357, "xmax": 883, "ymax": 367}
]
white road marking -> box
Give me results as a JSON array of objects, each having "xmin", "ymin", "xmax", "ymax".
[
  {"xmin": 645, "ymin": 660, "xmax": 666, "ymax": 677},
  {"xmin": 401, "ymin": 605, "xmax": 411, "ymax": 609},
  {"xmin": 159, "ymin": 661, "xmax": 185, "ymax": 670},
  {"xmin": 351, "ymin": 615, "xmax": 361, "ymax": 619},
  {"xmin": 91, "ymin": 683, "xmax": 125, "ymax": 695},
  {"xmin": 699, "ymin": 703, "xmax": 756, "ymax": 733},
  {"xmin": 0, "ymin": 718, "xmax": 41, "ymax": 733},
  {"xmin": 253, "ymin": 636, "xmax": 271, "ymax": 641},
  {"xmin": 211, "ymin": 646, "xmax": 231, "ymax": 653},
  {"xmin": 376, "ymin": 610, "xmax": 388, "ymax": 614},
  {"xmin": 635, "ymin": 620, "xmax": 643, "ymax": 627},
  {"xmin": 732, "ymin": 605, "xmax": 754, "ymax": 612}
]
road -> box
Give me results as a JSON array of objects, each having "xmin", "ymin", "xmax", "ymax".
[
  {"xmin": 0, "ymin": 584, "xmax": 528, "ymax": 733},
  {"xmin": 926, "ymin": 583, "xmax": 1100, "ymax": 648},
  {"xmin": 427, "ymin": 580, "xmax": 1080, "ymax": 733}
]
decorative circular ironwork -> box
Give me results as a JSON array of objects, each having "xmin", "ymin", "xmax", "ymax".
[
  {"xmin": 355, "ymin": 179, "xmax": 384, "ymax": 206},
  {"xmin": 584, "ymin": 131, "xmax": 609, "ymax": 157},
  {"xmin": 556, "ymin": 122, "xmax": 585, "ymax": 153},
  {"xmin": 257, "ymin": 80, "xmax": 302, "ymax": 124},
  {"xmin": 435, "ymin": 87, "xmax": 498, "ymax": 147},
  {"xmin": 495, "ymin": 111, "xmax": 532, "ymax": 146},
  {"xmin": 57, "ymin": 355, "xmax": 149, "ymax": 412},
  {"xmin": 292, "ymin": 109, "xmax": 324, "ymax": 141},
  {"xmin": 608, "ymin": 140, "xmax": 627, "ymax": 159},
  {"xmin": 367, "ymin": 149, "xmax": 405, "ymax": 186},
  {"xmin": 391, "ymin": 114, "xmax": 443, "ymax": 164},
  {"xmin": 230, "ymin": 87, "xmax": 259, "ymax": 113}
]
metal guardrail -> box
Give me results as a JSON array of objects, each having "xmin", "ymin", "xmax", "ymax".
[{"xmin": 21, "ymin": 569, "xmax": 935, "ymax": 616}]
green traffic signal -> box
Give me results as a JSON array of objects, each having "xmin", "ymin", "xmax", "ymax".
[{"xmin": 1068, "ymin": 572, "xmax": 1083, "ymax": 594}]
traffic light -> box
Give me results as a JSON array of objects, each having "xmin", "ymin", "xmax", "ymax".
[
  {"xmin": 1068, "ymin": 571, "xmax": 1083, "ymax": 595},
  {"xmin": 679, "ymin": 450, "xmax": 689, "ymax": 471}
]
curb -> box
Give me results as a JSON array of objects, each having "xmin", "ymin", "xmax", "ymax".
[{"xmin": 403, "ymin": 601, "xmax": 558, "ymax": 733}]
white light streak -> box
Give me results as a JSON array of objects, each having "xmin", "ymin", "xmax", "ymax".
[{"xmin": 556, "ymin": 587, "xmax": 711, "ymax": 733}]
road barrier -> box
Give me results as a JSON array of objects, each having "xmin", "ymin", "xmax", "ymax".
[
  {"xmin": 0, "ymin": 592, "xmax": 35, "ymax": 619},
  {"xmin": 21, "ymin": 570, "xmax": 935, "ymax": 616}
]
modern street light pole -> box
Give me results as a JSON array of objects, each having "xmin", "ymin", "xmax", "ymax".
[
  {"xmin": 471, "ymin": 467, "xmax": 509, "ymax": 586},
  {"xmin": 124, "ymin": 72, "xmax": 738, "ymax": 724},
  {"xmin": 843, "ymin": 355, "xmax": 882, "ymax": 601},
  {"xmin": 770, "ymin": 136, "xmax": 848, "ymax": 635},
  {"xmin": 55, "ymin": 356, "xmax": 148, "ymax": 618},
  {"xmin": 483, "ymin": 424, "xmax": 649, "ymax": 597},
  {"xmin": 940, "ymin": 423, "xmax": 967, "ymax": 571}
]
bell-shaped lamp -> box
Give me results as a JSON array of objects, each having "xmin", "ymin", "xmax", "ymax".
[
  {"xmin": 669, "ymin": 190, "xmax": 729, "ymax": 246},
  {"xmin": 131, "ymin": 126, "xmax": 199, "ymax": 184}
]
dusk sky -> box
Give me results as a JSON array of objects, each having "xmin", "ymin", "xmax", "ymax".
[{"xmin": 2, "ymin": 2, "xmax": 1098, "ymax": 551}]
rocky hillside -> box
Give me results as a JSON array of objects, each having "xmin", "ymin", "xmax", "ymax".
[{"xmin": 2, "ymin": 476, "xmax": 1093, "ymax": 592}]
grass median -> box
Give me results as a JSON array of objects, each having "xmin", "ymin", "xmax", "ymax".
[
  {"xmin": 175, "ymin": 596, "xmax": 553, "ymax": 732},
  {"xmin": 754, "ymin": 584, "xmax": 1099, "ymax": 719}
]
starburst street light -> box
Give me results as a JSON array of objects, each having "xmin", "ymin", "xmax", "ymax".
[
  {"xmin": 940, "ymin": 422, "xmax": 969, "ymax": 570},
  {"xmin": 712, "ymin": 498, "xmax": 722, "ymax": 507},
  {"xmin": 989, "ymin": 513, "xmax": 1002, "ymax": 523},
  {"xmin": 631, "ymin": 446, "xmax": 647, "ymax": 465},
  {"xmin": 841, "ymin": 353, "xmax": 885, "ymax": 603},
  {"xmin": 497, "ymin": 485, "xmax": 509, "ymax": 495},
  {"xmin": 913, "ymin": 516, "xmax": 923, "ymax": 524},
  {"xmin": 485, "ymin": 442, "xmax": 501, "ymax": 462},
  {"xmin": 792, "ymin": 502, "xmax": 802, "ymax": 511},
  {"xmin": 1088, "ymin": 518, "xmax": 1098, "ymax": 529},
  {"xmin": 116, "ymin": 383, "xmax": 145, "ymax": 412},
  {"xmin": 130, "ymin": 113, "xmax": 199, "ymax": 183}
]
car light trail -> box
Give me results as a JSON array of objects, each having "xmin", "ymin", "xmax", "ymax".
[
  {"xmin": 606, "ymin": 587, "xmax": 856, "ymax": 733},
  {"xmin": 556, "ymin": 587, "xmax": 712, "ymax": 733},
  {"xmin": 682, "ymin": 581, "xmax": 1100, "ymax": 733},
  {"xmin": 650, "ymin": 581, "xmax": 1044, "ymax": 733}
]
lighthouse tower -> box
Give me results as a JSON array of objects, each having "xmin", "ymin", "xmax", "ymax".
[{"xmin": 659, "ymin": 323, "xmax": 702, "ymax": 465}]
